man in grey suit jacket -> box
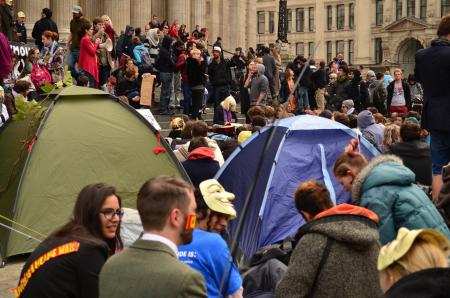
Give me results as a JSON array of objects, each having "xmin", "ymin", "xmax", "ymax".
[{"xmin": 99, "ymin": 176, "xmax": 207, "ymax": 298}]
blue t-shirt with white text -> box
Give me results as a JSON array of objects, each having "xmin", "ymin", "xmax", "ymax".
[{"xmin": 178, "ymin": 229, "xmax": 242, "ymax": 298}]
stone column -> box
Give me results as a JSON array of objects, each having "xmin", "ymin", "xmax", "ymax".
[
  {"xmin": 79, "ymin": 0, "xmax": 104, "ymax": 21},
  {"xmin": 152, "ymin": 1, "xmax": 166, "ymax": 20},
  {"xmin": 246, "ymin": 0, "xmax": 257, "ymax": 50},
  {"xmin": 16, "ymin": 0, "xmax": 50, "ymax": 31},
  {"xmin": 314, "ymin": 0, "xmax": 324, "ymax": 61},
  {"xmin": 402, "ymin": 0, "xmax": 407, "ymax": 18},
  {"xmin": 354, "ymin": 0, "xmax": 371, "ymax": 64},
  {"xmin": 415, "ymin": 0, "xmax": 420, "ymax": 18},
  {"xmin": 131, "ymin": 0, "xmax": 153, "ymax": 28},
  {"xmin": 384, "ymin": 0, "xmax": 393, "ymax": 24},
  {"xmin": 191, "ymin": 0, "xmax": 205, "ymax": 30},
  {"xmin": 344, "ymin": 4, "xmax": 349, "ymax": 30},
  {"xmin": 104, "ymin": 0, "xmax": 131, "ymax": 34},
  {"xmin": 168, "ymin": 0, "xmax": 190, "ymax": 25},
  {"xmin": 51, "ymin": 0, "xmax": 79, "ymax": 36}
]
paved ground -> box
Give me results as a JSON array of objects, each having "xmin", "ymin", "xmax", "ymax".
[{"xmin": 0, "ymin": 258, "xmax": 24, "ymax": 297}]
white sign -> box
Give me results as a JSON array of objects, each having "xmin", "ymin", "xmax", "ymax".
[{"xmin": 136, "ymin": 109, "xmax": 161, "ymax": 131}]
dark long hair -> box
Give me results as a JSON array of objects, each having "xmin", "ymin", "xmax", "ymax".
[
  {"xmin": 79, "ymin": 22, "xmax": 92, "ymax": 41},
  {"xmin": 49, "ymin": 183, "xmax": 123, "ymax": 254}
]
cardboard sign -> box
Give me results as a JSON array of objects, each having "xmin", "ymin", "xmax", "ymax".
[
  {"xmin": 140, "ymin": 73, "xmax": 155, "ymax": 106},
  {"xmin": 136, "ymin": 108, "xmax": 161, "ymax": 131}
]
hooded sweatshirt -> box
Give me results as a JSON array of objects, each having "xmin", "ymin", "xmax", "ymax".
[
  {"xmin": 357, "ymin": 110, "xmax": 384, "ymax": 151},
  {"xmin": 351, "ymin": 154, "xmax": 450, "ymax": 244},
  {"xmin": 249, "ymin": 64, "xmax": 269, "ymax": 106},
  {"xmin": 133, "ymin": 44, "xmax": 146, "ymax": 65},
  {"xmin": 182, "ymin": 147, "xmax": 220, "ymax": 188},
  {"xmin": 117, "ymin": 25, "xmax": 135, "ymax": 58},
  {"xmin": 276, "ymin": 204, "xmax": 382, "ymax": 298},
  {"xmin": 156, "ymin": 36, "xmax": 175, "ymax": 73},
  {"xmin": 144, "ymin": 28, "xmax": 160, "ymax": 65}
]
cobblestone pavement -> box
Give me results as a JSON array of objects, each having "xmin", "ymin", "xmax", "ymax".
[{"xmin": 0, "ymin": 260, "xmax": 24, "ymax": 297}]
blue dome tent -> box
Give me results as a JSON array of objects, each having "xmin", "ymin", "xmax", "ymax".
[{"xmin": 215, "ymin": 115, "xmax": 379, "ymax": 258}]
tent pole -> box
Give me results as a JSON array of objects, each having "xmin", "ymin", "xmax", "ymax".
[{"xmin": 219, "ymin": 42, "xmax": 322, "ymax": 294}]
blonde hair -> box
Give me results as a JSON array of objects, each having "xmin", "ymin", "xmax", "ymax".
[
  {"xmin": 382, "ymin": 239, "xmax": 449, "ymax": 282},
  {"xmin": 383, "ymin": 124, "xmax": 401, "ymax": 149},
  {"xmin": 170, "ymin": 117, "xmax": 185, "ymax": 130},
  {"xmin": 220, "ymin": 96, "xmax": 236, "ymax": 112},
  {"xmin": 393, "ymin": 68, "xmax": 403, "ymax": 75},
  {"xmin": 190, "ymin": 48, "xmax": 201, "ymax": 56}
]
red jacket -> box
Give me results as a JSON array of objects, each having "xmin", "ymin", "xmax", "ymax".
[
  {"xmin": 78, "ymin": 36, "xmax": 99, "ymax": 85},
  {"xmin": 176, "ymin": 51, "xmax": 189, "ymax": 81}
]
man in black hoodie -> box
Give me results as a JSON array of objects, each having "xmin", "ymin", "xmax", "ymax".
[
  {"xmin": 116, "ymin": 25, "xmax": 135, "ymax": 60},
  {"xmin": 157, "ymin": 36, "xmax": 176, "ymax": 115},
  {"xmin": 208, "ymin": 46, "xmax": 232, "ymax": 110},
  {"xmin": 32, "ymin": 8, "xmax": 58, "ymax": 49}
]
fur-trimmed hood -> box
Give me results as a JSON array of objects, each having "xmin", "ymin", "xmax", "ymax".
[{"xmin": 351, "ymin": 154, "xmax": 408, "ymax": 203}]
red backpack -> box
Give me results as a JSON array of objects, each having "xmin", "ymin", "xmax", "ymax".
[{"xmin": 30, "ymin": 64, "xmax": 52, "ymax": 89}]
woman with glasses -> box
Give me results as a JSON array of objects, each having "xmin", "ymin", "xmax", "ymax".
[{"xmin": 15, "ymin": 183, "xmax": 123, "ymax": 298}]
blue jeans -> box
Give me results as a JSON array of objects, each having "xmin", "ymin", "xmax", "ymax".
[
  {"xmin": 170, "ymin": 72, "xmax": 181, "ymax": 107},
  {"xmin": 298, "ymin": 86, "xmax": 310, "ymax": 110},
  {"xmin": 182, "ymin": 80, "xmax": 192, "ymax": 114},
  {"xmin": 430, "ymin": 130, "xmax": 450, "ymax": 175},
  {"xmin": 127, "ymin": 90, "xmax": 141, "ymax": 109},
  {"xmin": 69, "ymin": 49, "xmax": 80, "ymax": 80},
  {"xmin": 159, "ymin": 72, "xmax": 173, "ymax": 113}
]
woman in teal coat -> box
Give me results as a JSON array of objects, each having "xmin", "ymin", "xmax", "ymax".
[{"xmin": 333, "ymin": 139, "xmax": 450, "ymax": 244}]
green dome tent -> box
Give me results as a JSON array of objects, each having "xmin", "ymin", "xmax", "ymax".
[{"xmin": 0, "ymin": 86, "xmax": 188, "ymax": 263}]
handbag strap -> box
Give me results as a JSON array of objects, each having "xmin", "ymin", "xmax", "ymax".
[{"xmin": 306, "ymin": 237, "xmax": 334, "ymax": 298}]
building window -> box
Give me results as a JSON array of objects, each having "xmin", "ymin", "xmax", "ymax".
[
  {"xmin": 348, "ymin": 40, "xmax": 354, "ymax": 65},
  {"xmin": 376, "ymin": 0, "xmax": 383, "ymax": 26},
  {"xmin": 296, "ymin": 8, "xmax": 305, "ymax": 32},
  {"xmin": 396, "ymin": 0, "xmax": 403, "ymax": 20},
  {"xmin": 442, "ymin": 0, "xmax": 450, "ymax": 16},
  {"xmin": 309, "ymin": 42, "xmax": 315, "ymax": 57},
  {"xmin": 309, "ymin": 7, "xmax": 315, "ymax": 31},
  {"xmin": 327, "ymin": 6, "xmax": 332, "ymax": 30},
  {"xmin": 349, "ymin": 3, "xmax": 355, "ymax": 29},
  {"xmin": 288, "ymin": 9, "xmax": 292, "ymax": 33},
  {"xmin": 407, "ymin": 0, "xmax": 415, "ymax": 16},
  {"xmin": 257, "ymin": 11, "xmax": 265, "ymax": 34},
  {"xmin": 296, "ymin": 42, "xmax": 305, "ymax": 56},
  {"xmin": 336, "ymin": 40, "xmax": 344, "ymax": 57},
  {"xmin": 326, "ymin": 41, "xmax": 332, "ymax": 62},
  {"xmin": 420, "ymin": 0, "xmax": 427, "ymax": 19},
  {"xmin": 269, "ymin": 11, "xmax": 275, "ymax": 33},
  {"xmin": 337, "ymin": 5, "xmax": 345, "ymax": 30},
  {"xmin": 375, "ymin": 38, "xmax": 383, "ymax": 64}
]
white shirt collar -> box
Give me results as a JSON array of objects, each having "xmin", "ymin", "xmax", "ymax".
[{"xmin": 141, "ymin": 233, "xmax": 178, "ymax": 256}]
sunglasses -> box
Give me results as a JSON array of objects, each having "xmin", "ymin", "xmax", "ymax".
[{"xmin": 100, "ymin": 208, "xmax": 124, "ymax": 220}]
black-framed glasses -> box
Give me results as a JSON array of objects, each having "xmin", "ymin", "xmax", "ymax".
[{"xmin": 100, "ymin": 208, "xmax": 124, "ymax": 220}]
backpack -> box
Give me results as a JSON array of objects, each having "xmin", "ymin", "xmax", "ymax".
[
  {"xmin": 139, "ymin": 47, "xmax": 153, "ymax": 69},
  {"xmin": 30, "ymin": 64, "xmax": 52, "ymax": 90}
]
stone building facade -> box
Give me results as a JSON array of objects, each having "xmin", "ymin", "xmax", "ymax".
[
  {"xmin": 256, "ymin": 0, "xmax": 450, "ymax": 75},
  {"xmin": 15, "ymin": 0, "xmax": 256, "ymax": 54}
]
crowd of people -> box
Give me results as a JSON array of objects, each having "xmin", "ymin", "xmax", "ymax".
[{"xmin": 2, "ymin": 2, "xmax": 450, "ymax": 298}]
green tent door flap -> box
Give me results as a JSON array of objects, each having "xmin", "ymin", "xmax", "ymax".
[{"xmin": 3, "ymin": 86, "xmax": 188, "ymax": 258}]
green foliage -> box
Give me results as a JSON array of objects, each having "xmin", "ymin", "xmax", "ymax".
[{"xmin": 12, "ymin": 96, "xmax": 47, "ymax": 122}]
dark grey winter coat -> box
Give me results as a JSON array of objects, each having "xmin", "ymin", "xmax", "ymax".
[{"xmin": 275, "ymin": 213, "xmax": 382, "ymax": 298}]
